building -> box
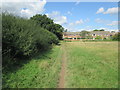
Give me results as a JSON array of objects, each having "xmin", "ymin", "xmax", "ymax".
[
  {"xmin": 89, "ymin": 31, "xmax": 116, "ymax": 40},
  {"xmin": 63, "ymin": 32, "xmax": 81, "ymax": 40},
  {"xmin": 63, "ymin": 31, "xmax": 116, "ymax": 40}
]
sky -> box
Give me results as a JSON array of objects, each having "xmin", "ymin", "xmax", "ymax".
[{"xmin": 2, "ymin": 0, "xmax": 120, "ymax": 32}]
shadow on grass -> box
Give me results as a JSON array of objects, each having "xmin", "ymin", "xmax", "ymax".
[{"xmin": 2, "ymin": 45, "xmax": 59, "ymax": 74}]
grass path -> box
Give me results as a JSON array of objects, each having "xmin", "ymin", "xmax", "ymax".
[{"xmin": 58, "ymin": 43, "xmax": 67, "ymax": 88}]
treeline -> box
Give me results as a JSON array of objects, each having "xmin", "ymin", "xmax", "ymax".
[
  {"xmin": 112, "ymin": 32, "xmax": 120, "ymax": 41},
  {"xmin": 2, "ymin": 13, "xmax": 64, "ymax": 66}
]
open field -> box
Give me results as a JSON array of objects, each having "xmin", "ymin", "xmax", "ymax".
[
  {"xmin": 64, "ymin": 41, "xmax": 118, "ymax": 88},
  {"xmin": 3, "ymin": 41, "xmax": 118, "ymax": 88}
]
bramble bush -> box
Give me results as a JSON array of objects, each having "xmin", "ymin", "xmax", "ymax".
[{"xmin": 2, "ymin": 14, "xmax": 59, "ymax": 65}]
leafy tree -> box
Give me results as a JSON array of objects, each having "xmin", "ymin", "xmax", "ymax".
[
  {"xmin": 30, "ymin": 14, "xmax": 64, "ymax": 40},
  {"xmin": 64, "ymin": 29, "xmax": 67, "ymax": 32},
  {"xmin": 95, "ymin": 36, "xmax": 102, "ymax": 40},
  {"xmin": 93, "ymin": 29, "xmax": 99, "ymax": 31},
  {"xmin": 93, "ymin": 29, "xmax": 105, "ymax": 31},
  {"xmin": 112, "ymin": 32, "xmax": 120, "ymax": 41},
  {"xmin": 99, "ymin": 29, "xmax": 105, "ymax": 31},
  {"xmin": 80, "ymin": 30, "xmax": 90, "ymax": 39}
]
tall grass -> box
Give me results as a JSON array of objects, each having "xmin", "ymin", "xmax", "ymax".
[
  {"xmin": 3, "ymin": 45, "xmax": 62, "ymax": 88},
  {"xmin": 65, "ymin": 42, "xmax": 118, "ymax": 88}
]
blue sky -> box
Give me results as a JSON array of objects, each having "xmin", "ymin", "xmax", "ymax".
[
  {"xmin": 2, "ymin": 1, "xmax": 119, "ymax": 32},
  {"xmin": 43, "ymin": 2, "xmax": 118, "ymax": 32}
]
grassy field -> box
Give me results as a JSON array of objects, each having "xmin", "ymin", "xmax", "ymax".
[
  {"xmin": 3, "ymin": 45, "xmax": 62, "ymax": 88},
  {"xmin": 64, "ymin": 41, "xmax": 118, "ymax": 88},
  {"xmin": 2, "ymin": 41, "xmax": 118, "ymax": 88}
]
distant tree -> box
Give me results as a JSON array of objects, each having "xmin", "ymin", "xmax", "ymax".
[
  {"xmin": 95, "ymin": 36, "xmax": 102, "ymax": 40},
  {"xmin": 64, "ymin": 29, "xmax": 67, "ymax": 32},
  {"xmin": 112, "ymin": 32, "xmax": 120, "ymax": 41},
  {"xmin": 93, "ymin": 29, "xmax": 105, "ymax": 31},
  {"xmin": 93, "ymin": 29, "xmax": 99, "ymax": 31},
  {"xmin": 99, "ymin": 29, "xmax": 105, "ymax": 31},
  {"xmin": 111, "ymin": 31, "xmax": 115, "ymax": 33},
  {"xmin": 80, "ymin": 30, "xmax": 90, "ymax": 39}
]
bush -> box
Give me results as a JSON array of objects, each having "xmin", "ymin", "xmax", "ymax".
[
  {"xmin": 112, "ymin": 32, "xmax": 120, "ymax": 41},
  {"xmin": 2, "ymin": 14, "xmax": 59, "ymax": 65},
  {"xmin": 95, "ymin": 36, "xmax": 102, "ymax": 40}
]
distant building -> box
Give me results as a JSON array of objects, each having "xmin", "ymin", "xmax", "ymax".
[
  {"xmin": 89, "ymin": 31, "xmax": 116, "ymax": 40},
  {"xmin": 63, "ymin": 31, "xmax": 117, "ymax": 40},
  {"xmin": 63, "ymin": 32, "xmax": 81, "ymax": 40}
]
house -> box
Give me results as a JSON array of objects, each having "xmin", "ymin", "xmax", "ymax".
[
  {"xmin": 63, "ymin": 32, "xmax": 81, "ymax": 40},
  {"xmin": 89, "ymin": 31, "xmax": 116, "ymax": 40},
  {"xmin": 63, "ymin": 31, "xmax": 116, "ymax": 40}
]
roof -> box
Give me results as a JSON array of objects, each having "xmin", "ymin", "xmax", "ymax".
[
  {"xmin": 63, "ymin": 32, "xmax": 81, "ymax": 36},
  {"xmin": 89, "ymin": 31, "xmax": 115, "ymax": 35},
  {"xmin": 63, "ymin": 31, "xmax": 117, "ymax": 36}
]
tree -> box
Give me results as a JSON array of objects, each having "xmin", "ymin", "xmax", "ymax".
[
  {"xmin": 112, "ymin": 32, "xmax": 120, "ymax": 41},
  {"xmin": 64, "ymin": 29, "xmax": 67, "ymax": 32},
  {"xmin": 30, "ymin": 14, "xmax": 64, "ymax": 40},
  {"xmin": 95, "ymin": 36, "xmax": 102, "ymax": 40},
  {"xmin": 99, "ymin": 29, "xmax": 105, "ymax": 31},
  {"xmin": 93, "ymin": 29, "xmax": 99, "ymax": 31},
  {"xmin": 80, "ymin": 30, "xmax": 90, "ymax": 39},
  {"xmin": 93, "ymin": 29, "xmax": 105, "ymax": 31}
]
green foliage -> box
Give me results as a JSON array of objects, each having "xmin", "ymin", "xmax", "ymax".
[
  {"xmin": 95, "ymin": 36, "xmax": 102, "ymax": 40},
  {"xmin": 99, "ymin": 29, "xmax": 105, "ymax": 31},
  {"xmin": 30, "ymin": 14, "xmax": 64, "ymax": 40},
  {"xmin": 93, "ymin": 29, "xmax": 99, "ymax": 31},
  {"xmin": 3, "ymin": 46, "xmax": 62, "ymax": 88},
  {"xmin": 2, "ymin": 14, "xmax": 59, "ymax": 65},
  {"xmin": 93, "ymin": 29, "xmax": 105, "ymax": 31},
  {"xmin": 80, "ymin": 30, "xmax": 90, "ymax": 39},
  {"xmin": 112, "ymin": 32, "xmax": 120, "ymax": 41}
]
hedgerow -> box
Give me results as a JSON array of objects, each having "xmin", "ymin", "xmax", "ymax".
[{"xmin": 2, "ymin": 14, "xmax": 59, "ymax": 65}]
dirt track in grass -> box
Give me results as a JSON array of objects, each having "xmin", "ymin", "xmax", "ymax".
[{"xmin": 58, "ymin": 43, "xmax": 67, "ymax": 88}]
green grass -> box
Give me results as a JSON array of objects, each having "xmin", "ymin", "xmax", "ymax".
[
  {"xmin": 3, "ymin": 41, "xmax": 118, "ymax": 88},
  {"xmin": 3, "ymin": 45, "xmax": 62, "ymax": 88},
  {"xmin": 64, "ymin": 41, "xmax": 118, "ymax": 88}
]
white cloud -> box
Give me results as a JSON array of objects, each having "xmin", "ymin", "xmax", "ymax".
[
  {"xmin": 96, "ymin": 7, "xmax": 120, "ymax": 15},
  {"xmin": 68, "ymin": 18, "xmax": 89, "ymax": 26},
  {"xmin": 64, "ymin": 18, "xmax": 90, "ymax": 32},
  {"xmin": 107, "ymin": 21, "xmax": 120, "ymax": 26},
  {"xmin": 75, "ymin": 19, "xmax": 84, "ymax": 24},
  {"xmin": 67, "ymin": 11, "xmax": 72, "ymax": 15},
  {"xmin": 46, "ymin": 11, "xmax": 67, "ymax": 25},
  {"xmin": 103, "ymin": 7, "xmax": 119, "ymax": 14},
  {"xmin": 2, "ymin": 0, "xmax": 46, "ymax": 18},
  {"xmin": 96, "ymin": 7, "xmax": 104, "ymax": 14}
]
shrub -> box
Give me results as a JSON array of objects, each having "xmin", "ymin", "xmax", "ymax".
[
  {"xmin": 112, "ymin": 32, "xmax": 120, "ymax": 41},
  {"xmin": 2, "ymin": 14, "xmax": 59, "ymax": 65},
  {"xmin": 95, "ymin": 36, "xmax": 102, "ymax": 40}
]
